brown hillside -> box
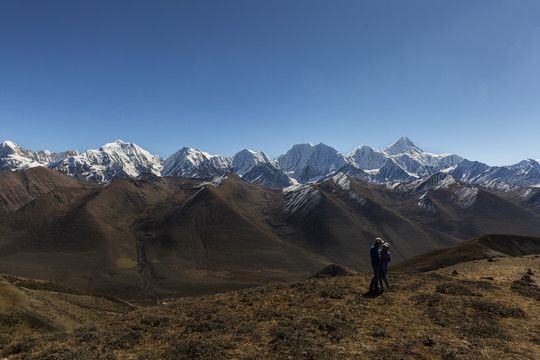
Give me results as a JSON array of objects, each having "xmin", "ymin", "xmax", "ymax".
[
  {"xmin": 1, "ymin": 169, "xmax": 540, "ymax": 301},
  {"xmin": 392, "ymin": 234, "xmax": 540, "ymax": 272},
  {"xmin": 276, "ymin": 177, "xmax": 460, "ymax": 269},
  {"xmin": 0, "ymin": 167, "xmax": 97, "ymax": 215},
  {"xmin": 137, "ymin": 174, "xmax": 328, "ymax": 298},
  {"xmin": 1, "ymin": 256, "xmax": 538, "ymax": 359},
  {"xmin": 0, "ymin": 273, "xmax": 133, "ymax": 340}
]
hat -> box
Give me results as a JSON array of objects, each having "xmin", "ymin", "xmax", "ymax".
[
  {"xmin": 375, "ymin": 237, "xmax": 383, "ymax": 245},
  {"xmin": 383, "ymin": 242, "xmax": 390, "ymax": 248}
]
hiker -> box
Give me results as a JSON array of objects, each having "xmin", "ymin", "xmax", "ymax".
[
  {"xmin": 369, "ymin": 237, "xmax": 383, "ymax": 292},
  {"xmin": 379, "ymin": 242, "xmax": 391, "ymax": 289}
]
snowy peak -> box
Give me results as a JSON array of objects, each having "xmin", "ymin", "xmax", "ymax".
[
  {"xmin": 343, "ymin": 137, "xmax": 463, "ymax": 184},
  {"xmin": 277, "ymin": 143, "xmax": 317, "ymax": 173},
  {"xmin": 0, "ymin": 141, "xmax": 78, "ymax": 171},
  {"xmin": 232, "ymin": 149, "xmax": 293, "ymax": 188},
  {"xmin": 162, "ymin": 147, "xmax": 232, "ymax": 179},
  {"xmin": 508, "ymin": 159, "xmax": 540, "ymax": 176},
  {"xmin": 277, "ymin": 143, "xmax": 349, "ymax": 183},
  {"xmin": 0, "ymin": 140, "xmax": 19, "ymax": 154},
  {"xmin": 384, "ymin": 136, "xmax": 423, "ymax": 156},
  {"xmin": 96, "ymin": 140, "xmax": 162, "ymax": 166},
  {"xmin": 50, "ymin": 140, "xmax": 163, "ymax": 182},
  {"xmin": 347, "ymin": 145, "xmax": 387, "ymax": 170},
  {"xmin": 232, "ymin": 149, "xmax": 274, "ymax": 175},
  {"xmin": 2, "ymin": 137, "xmax": 539, "ymax": 189}
]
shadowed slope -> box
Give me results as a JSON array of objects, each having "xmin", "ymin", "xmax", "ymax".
[
  {"xmin": 392, "ymin": 234, "xmax": 540, "ymax": 272},
  {"xmin": 0, "ymin": 167, "xmax": 97, "ymax": 215},
  {"xmin": 275, "ymin": 176, "xmax": 461, "ymax": 269},
  {"xmin": 0, "ymin": 174, "xmax": 203, "ymax": 299},
  {"xmin": 136, "ymin": 175, "xmax": 328, "ymax": 297}
]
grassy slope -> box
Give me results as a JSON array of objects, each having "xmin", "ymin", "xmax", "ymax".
[
  {"xmin": 1, "ymin": 256, "xmax": 538, "ymax": 359},
  {"xmin": 0, "ymin": 274, "xmax": 134, "ymax": 341}
]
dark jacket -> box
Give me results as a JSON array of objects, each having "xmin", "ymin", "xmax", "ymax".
[
  {"xmin": 370, "ymin": 244, "xmax": 381, "ymax": 267},
  {"xmin": 381, "ymin": 250, "xmax": 391, "ymax": 271}
]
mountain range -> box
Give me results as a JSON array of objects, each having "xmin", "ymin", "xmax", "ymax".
[
  {"xmin": 1, "ymin": 166, "xmax": 539, "ymax": 300},
  {"xmin": 1, "ymin": 137, "xmax": 539, "ymax": 190}
]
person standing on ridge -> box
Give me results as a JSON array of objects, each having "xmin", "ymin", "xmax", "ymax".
[
  {"xmin": 369, "ymin": 237, "xmax": 383, "ymax": 292},
  {"xmin": 379, "ymin": 242, "xmax": 391, "ymax": 289}
]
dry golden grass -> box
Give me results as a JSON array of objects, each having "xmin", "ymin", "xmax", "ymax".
[
  {"xmin": 0, "ymin": 274, "xmax": 134, "ymax": 341},
  {"xmin": 1, "ymin": 256, "xmax": 539, "ymax": 359}
]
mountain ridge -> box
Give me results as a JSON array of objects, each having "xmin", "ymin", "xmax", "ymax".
[{"xmin": 1, "ymin": 137, "xmax": 539, "ymax": 190}]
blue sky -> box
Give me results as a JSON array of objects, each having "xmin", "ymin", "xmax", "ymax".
[{"xmin": 1, "ymin": 0, "xmax": 539, "ymax": 165}]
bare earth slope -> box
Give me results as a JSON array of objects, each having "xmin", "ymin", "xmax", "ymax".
[{"xmin": 1, "ymin": 256, "xmax": 538, "ymax": 359}]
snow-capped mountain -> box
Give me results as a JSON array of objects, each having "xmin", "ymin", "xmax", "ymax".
[
  {"xmin": 347, "ymin": 145, "xmax": 388, "ymax": 170},
  {"xmin": 162, "ymin": 147, "xmax": 292, "ymax": 187},
  {"xmin": 277, "ymin": 143, "xmax": 352, "ymax": 183},
  {"xmin": 50, "ymin": 140, "xmax": 163, "ymax": 182},
  {"xmin": 231, "ymin": 149, "xmax": 294, "ymax": 188},
  {"xmin": 274, "ymin": 137, "xmax": 463, "ymax": 185},
  {"xmin": 383, "ymin": 136, "xmax": 463, "ymax": 176},
  {"xmin": 1, "ymin": 137, "xmax": 539, "ymax": 190},
  {"xmin": 0, "ymin": 141, "xmax": 77, "ymax": 171},
  {"xmin": 162, "ymin": 147, "xmax": 231, "ymax": 179},
  {"xmin": 444, "ymin": 158, "xmax": 540, "ymax": 190},
  {"xmin": 0, "ymin": 140, "xmax": 162, "ymax": 183},
  {"xmin": 506, "ymin": 159, "xmax": 540, "ymax": 186},
  {"xmin": 394, "ymin": 172, "xmax": 481, "ymax": 212}
]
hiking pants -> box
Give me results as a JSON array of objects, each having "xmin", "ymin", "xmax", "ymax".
[
  {"xmin": 370, "ymin": 266, "xmax": 381, "ymax": 290},
  {"xmin": 379, "ymin": 269, "xmax": 388, "ymax": 288}
]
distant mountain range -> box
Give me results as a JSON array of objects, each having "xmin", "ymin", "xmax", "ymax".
[{"xmin": 1, "ymin": 137, "xmax": 539, "ymax": 190}]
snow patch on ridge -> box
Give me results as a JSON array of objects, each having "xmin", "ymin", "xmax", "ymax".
[
  {"xmin": 200, "ymin": 175, "xmax": 227, "ymax": 188},
  {"xmin": 282, "ymin": 184, "xmax": 322, "ymax": 215},
  {"xmin": 331, "ymin": 173, "xmax": 351, "ymax": 191},
  {"xmin": 418, "ymin": 193, "xmax": 437, "ymax": 212},
  {"xmin": 451, "ymin": 186, "xmax": 479, "ymax": 210}
]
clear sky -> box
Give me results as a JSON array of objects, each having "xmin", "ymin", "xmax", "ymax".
[{"xmin": 1, "ymin": 0, "xmax": 539, "ymax": 165}]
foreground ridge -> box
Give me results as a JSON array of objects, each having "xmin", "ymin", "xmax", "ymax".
[{"xmin": 1, "ymin": 256, "xmax": 538, "ymax": 359}]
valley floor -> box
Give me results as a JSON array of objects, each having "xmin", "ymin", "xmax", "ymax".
[{"xmin": 1, "ymin": 256, "xmax": 539, "ymax": 359}]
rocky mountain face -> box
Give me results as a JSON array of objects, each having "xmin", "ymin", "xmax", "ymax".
[{"xmin": 1, "ymin": 137, "xmax": 539, "ymax": 190}]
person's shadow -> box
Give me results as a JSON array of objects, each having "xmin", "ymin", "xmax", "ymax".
[{"xmin": 362, "ymin": 289, "xmax": 383, "ymax": 298}]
